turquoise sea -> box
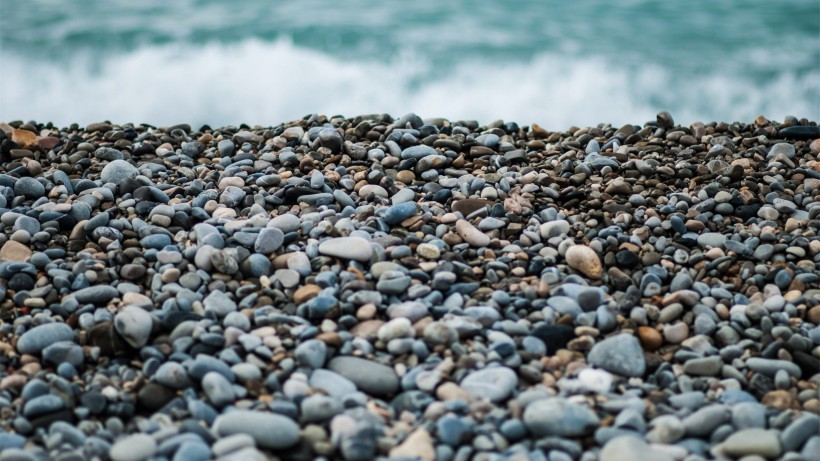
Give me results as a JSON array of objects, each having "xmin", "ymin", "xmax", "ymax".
[{"xmin": 1, "ymin": 0, "xmax": 818, "ymax": 128}]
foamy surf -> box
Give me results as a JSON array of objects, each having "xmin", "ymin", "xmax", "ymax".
[{"xmin": 1, "ymin": 38, "xmax": 818, "ymax": 128}]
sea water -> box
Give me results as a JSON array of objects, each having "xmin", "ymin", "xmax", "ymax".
[{"xmin": 1, "ymin": 0, "xmax": 817, "ymax": 128}]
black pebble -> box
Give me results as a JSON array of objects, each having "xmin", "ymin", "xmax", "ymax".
[{"xmin": 530, "ymin": 324, "xmax": 576, "ymax": 353}]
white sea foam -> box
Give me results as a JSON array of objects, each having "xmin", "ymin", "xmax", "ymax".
[{"xmin": 1, "ymin": 39, "xmax": 817, "ymax": 128}]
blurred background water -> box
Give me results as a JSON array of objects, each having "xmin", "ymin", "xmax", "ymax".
[{"xmin": 1, "ymin": 0, "xmax": 818, "ymax": 128}]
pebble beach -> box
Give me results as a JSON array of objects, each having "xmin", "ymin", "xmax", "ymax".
[{"xmin": 0, "ymin": 113, "xmax": 818, "ymax": 461}]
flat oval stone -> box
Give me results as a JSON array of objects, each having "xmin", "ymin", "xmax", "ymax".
[
  {"xmin": 455, "ymin": 219, "xmax": 490, "ymax": 247},
  {"xmin": 720, "ymin": 428, "xmax": 782, "ymax": 459},
  {"xmin": 17, "ymin": 323, "xmax": 75, "ymax": 355},
  {"xmin": 746, "ymin": 357, "xmax": 802, "ymax": 379},
  {"xmin": 268, "ymin": 213, "xmax": 301, "ymax": 233},
  {"xmin": 213, "ymin": 410, "xmax": 300, "ymax": 449},
  {"xmin": 452, "ymin": 199, "xmax": 492, "ymax": 216},
  {"xmin": 101, "ymin": 160, "xmax": 139, "ymax": 184},
  {"xmin": 600, "ymin": 435, "xmax": 674, "ymax": 461},
  {"xmin": 524, "ymin": 397, "xmax": 600, "ymax": 437},
  {"xmin": 73, "ymin": 285, "xmax": 119, "ymax": 304},
  {"xmin": 460, "ymin": 366, "xmax": 518, "ymax": 402},
  {"xmin": 318, "ymin": 237, "xmax": 373, "ymax": 262},
  {"xmin": 401, "ymin": 145, "xmax": 437, "ymax": 159},
  {"xmin": 382, "ymin": 202, "xmax": 417, "ymax": 225},
  {"xmin": 565, "ymin": 245, "xmax": 603, "ymax": 279},
  {"xmin": 327, "ymin": 356, "xmax": 399, "ymax": 397}
]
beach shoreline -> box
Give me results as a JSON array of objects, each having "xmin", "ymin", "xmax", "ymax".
[{"xmin": 0, "ymin": 113, "xmax": 818, "ymax": 460}]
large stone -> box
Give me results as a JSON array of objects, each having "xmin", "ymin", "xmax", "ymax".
[
  {"xmin": 254, "ymin": 228, "xmax": 284, "ymax": 254},
  {"xmin": 114, "ymin": 306, "xmax": 153, "ymax": 349},
  {"xmin": 17, "ymin": 323, "xmax": 75, "ymax": 355},
  {"xmin": 719, "ymin": 428, "xmax": 782, "ymax": 459},
  {"xmin": 327, "ymin": 356, "xmax": 399, "ymax": 397},
  {"xmin": 73, "ymin": 285, "xmax": 119, "ymax": 304},
  {"xmin": 212, "ymin": 410, "xmax": 300, "ymax": 450},
  {"xmin": 539, "ymin": 220, "xmax": 571, "ymax": 239},
  {"xmin": 101, "ymin": 160, "xmax": 139, "ymax": 184},
  {"xmin": 524, "ymin": 398, "xmax": 600, "ymax": 437},
  {"xmin": 401, "ymin": 145, "xmax": 438, "ymax": 160},
  {"xmin": 459, "ymin": 367, "xmax": 518, "ymax": 402},
  {"xmin": 110, "ymin": 434, "xmax": 157, "ymax": 461},
  {"xmin": 455, "ymin": 219, "xmax": 490, "ymax": 247},
  {"xmin": 565, "ymin": 245, "xmax": 602, "ymax": 278},
  {"xmin": 318, "ymin": 237, "xmax": 373, "ymax": 262},
  {"xmin": 0, "ymin": 240, "xmax": 32, "ymax": 262},
  {"xmin": 203, "ymin": 290, "xmax": 237, "ymax": 318},
  {"xmin": 452, "ymin": 199, "xmax": 492, "ymax": 216},
  {"xmin": 587, "ymin": 334, "xmax": 646, "ymax": 377},
  {"xmin": 14, "ymin": 177, "xmax": 45, "ymax": 199}
]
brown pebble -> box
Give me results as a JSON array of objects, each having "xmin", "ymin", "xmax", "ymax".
[
  {"xmin": 637, "ymin": 326, "xmax": 663, "ymax": 351},
  {"xmin": 801, "ymin": 306, "xmax": 820, "ymax": 327},
  {"xmin": 0, "ymin": 240, "xmax": 32, "ymax": 262},
  {"xmin": 350, "ymin": 320, "xmax": 383, "ymax": 340},
  {"xmin": 293, "ymin": 284, "xmax": 321, "ymax": 304},
  {"xmin": 761, "ymin": 390, "xmax": 795, "ymax": 410},
  {"xmin": 803, "ymin": 399, "xmax": 820, "ymax": 413},
  {"xmin": 396, "ymin": 170, "xmax": 415, "ymax": 184},
  {"xmin": 436, "ymin": 382, "xmax": 470, "ymax": 401},
  {"xmin": 11, "ymin": 129, "xmax": 38, "ymax": 149},
  {"xmin": 161, "ymin": 269, "xmax": 181, "ymax": 283},
  {"xmin": 565, "ymin": 245, "xmax": 602, "ymax": 279},
  {"xmin": 316, "ymin": 332, "xmax": 344, "ymax": 347},
  {"xmin": 452, "ymin": 199, "xmax": 493, "ymax": 217}
]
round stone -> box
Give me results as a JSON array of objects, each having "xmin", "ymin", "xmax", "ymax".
[
  {"xmin": 114, "ymin": 306, "xmax": 153, "ymax": 349},
  {"xmin": 459, "ymin": 366, "xmax": 517, "ymax": 403},
  {"xmin": 110, "ymin": 434, "xmax": 157, "ymax": 461},
  {"xmin": 565, "ymin": 245, "xmax": 603, "ymax": 279},
  {"xmin": 416, "ymin": 243, "xmax": 441, "ymax": 259},
  {"xmin": 14, "ymin": 177, "xmax": 45, "ymax": 199},
  {"xmin": 101, "ymin": 160, "xmax": 139, "ymax": 184}
]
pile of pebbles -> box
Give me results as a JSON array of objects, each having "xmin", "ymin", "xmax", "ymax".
[{"xmin": 0, "ymin": 112, "xmax": 818, "ymax": 461}]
